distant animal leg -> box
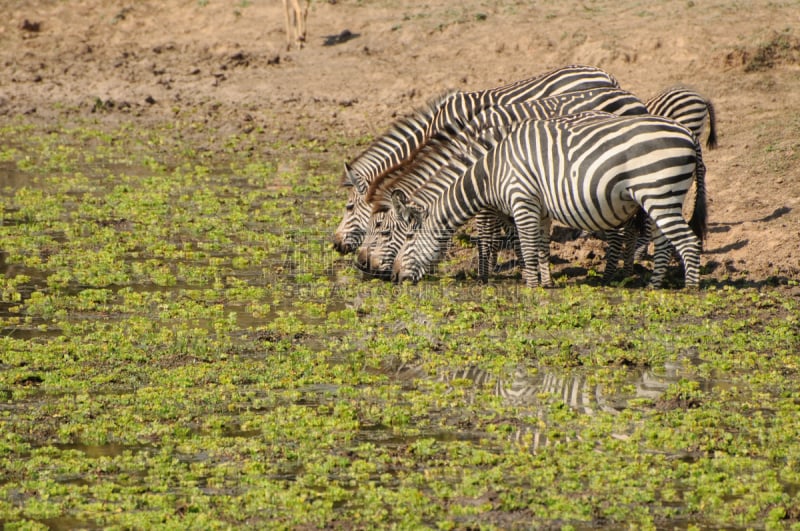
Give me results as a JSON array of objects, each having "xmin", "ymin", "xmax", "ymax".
[{"xmin": 283, "ymin": 0, "xmax": 310, "ymax": 50}]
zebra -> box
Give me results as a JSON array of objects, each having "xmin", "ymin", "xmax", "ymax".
[
  {"xmin": 332, "ymin": 64, "xmax": 622, "ymax": 255},
  {"xmin": 646, "ymin": 86, "xmax": 717, "ymax": 150},
  {"xmin": 607, "ymin": 86, "xmax": 719, "ymax": 280},
  {"xmin": 354, "ymin": 87, "xmax": 650, "ymax": 281},
  {"xmin": 391, "ymin": 111, "xmax": 707, "ymax": 289}
]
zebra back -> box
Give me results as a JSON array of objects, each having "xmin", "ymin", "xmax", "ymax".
[
  {"xmin": 352, "ymin": 65, "xmax": 621, "ymax": 191},
  {"xmin": 427, "ymin": 64, "xmax": 622, "ymax": 135},
  {"xmin": 462, "ymin": 86, "xmax": 647, "ymax": 133},
  {"xmin": 645, "ymin": 86, "xmax": 718, "ymax": 149},
  {"xmin": 474, "ymin": 63, "xmax": 621, "ymax": 106}
]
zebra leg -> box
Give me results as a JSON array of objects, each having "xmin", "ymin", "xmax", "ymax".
[
  {"xmin": 496, "ymin": 215, "xmax": 523, "ymax": 272},
  {"xmin": 620, "ymin": 222, "xmax": 638, "ymax": 278},
  {"xmin": 646, "ymin": 217, "xmax": 701, "ymax": 289},
  {"xmin": 512, "ymin": 204, "xmax": 544, "ymax": 288},
  {"xmin": 500, "ymin": 221, "xmax": 525, "ymax": 271},
  {"xmin": 476, "ymin": 210, "xmax": 503, "ymax": 283},
  {"xmin": 634, "ymin": 218, "xmax": 653, "ymax": 261},
  {"xmin": 648, "ymin": 225, "xmax": 671, "ymax": 288},
  {"xmin": 623, "ymin": 209, "xmax": 651, "ymax": 278},
  {"xmin": 537, "ymin": 216, "xmax": 554, "ymax": 288},
  {"xmin": 603, "ymin": 226, "xmax": 626, "ymax": 284}
]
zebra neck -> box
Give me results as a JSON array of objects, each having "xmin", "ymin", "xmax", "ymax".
[
  {"xmin": 428, "ymin": 158, "xmax": 494, "ymax": 233},
  {"xmin": 352, "ymin": 105, "xmax": 439, "ymax": 185}
]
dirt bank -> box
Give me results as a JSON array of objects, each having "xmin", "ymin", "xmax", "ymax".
[{"xmin": 1, "ymin": 0, "xmax": 798, "ymax": 284}]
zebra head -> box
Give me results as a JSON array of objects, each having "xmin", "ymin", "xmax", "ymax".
[
  {"xmin": 391, "ymin": 195, "xmax": 447, "ymax": 285},
  {"xmin": 332, "ymin": 163, "xmax": 370, "ymax": 254},
  {"xmin": 355, "ymin": 210, "xmax": 389, "ymax": 278},
  {"xmin": 356, "ymin": 190, "xmax": 414, "ymax": 278}
]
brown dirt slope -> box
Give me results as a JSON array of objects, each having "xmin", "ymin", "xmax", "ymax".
[{"xmin": 1, "ymin": 0, "xmax": 798, "ymax": 284}]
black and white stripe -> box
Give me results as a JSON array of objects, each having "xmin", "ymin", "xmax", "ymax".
[
  {"xmin": 646, "ymin": 86, "xmax": 717, "ymax": 149},
  {"xmin": 332, "ymin": 65, "xmax": 621, "ymax": 254},
  {"xmin": 606, "ymin": 86, "xmax": 718, "ymax": 280},
  {"xmin": 391, "ymin": 112, "xmax": 707, "ymax": 288},
  {"xmin": 355, "ymin": 88, "xmax": 649, "ymax": 280}
]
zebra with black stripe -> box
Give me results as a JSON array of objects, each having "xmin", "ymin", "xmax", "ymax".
[
  {"xmin": 332, "ymin": 64, "xmax": 621, "ymax": 254},
  {"xmin": 355, "ymin": 87, "xmax": 649, "ymax": 281},
  {"xmin": 607, "ymin": 86, "xmax": 719, "ymax": 279},
  {"xmin": 647, "ymin": 86, "xmax": 717, "ymax": 150},
  {"xmin": 391, "ymin": 111, "xmax": 707, "ymax": 288}
]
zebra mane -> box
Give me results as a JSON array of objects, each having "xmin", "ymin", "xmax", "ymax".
[
  {"xmin": 367, "ymin": 140, "xmax": 455, "ymax": 215},
  {"xmin": 387, "ymin": 123, "xmax": 505, "ymax": 210},
  {"xmin": 345, "ymin": 88, "xmax": 459, "ymax": 187}
]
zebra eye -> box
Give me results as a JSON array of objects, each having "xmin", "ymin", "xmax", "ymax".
[
  {"xmin": 345, "ymin": 203, "xmax": 354, "ymax": 211},
  {"xmin": 374, "ymin": 219, "xmax": 382, "ymax": 228},
  {"xmin": 380, "ymin": 230, "xmax": 391, "ymax": 237}
]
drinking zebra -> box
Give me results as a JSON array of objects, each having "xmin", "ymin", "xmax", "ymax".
[
  {"xmin": 391, "ymin": 112, "xmax": 707, "ymax": 289},
  {"xmin": 647, "ymin": 86, "xmax": 717, "ymax": 150},
  {"xmin": 332, "ymin": 64, "xmax": 622, "ymax": 254},
  {"xmin": 355, "ymin": 87, "xmax": 650, "ymax": 281}
]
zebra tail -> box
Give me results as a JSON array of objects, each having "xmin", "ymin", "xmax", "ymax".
[
  {"xmin": 633, "ymin": 207, "xmax": 649, "ymax": 233},
  {"xmin": 705, "ymin": 99, "xmax": 718, "ymax": 150},
  {"xmin": 689, "ymin": 143, "xmax": 708, "ymax": 246}
]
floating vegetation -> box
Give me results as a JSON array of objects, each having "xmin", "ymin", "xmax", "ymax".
[{"xmin": 0, "ymin": 117, "xmax": 799, "ymax": 529}]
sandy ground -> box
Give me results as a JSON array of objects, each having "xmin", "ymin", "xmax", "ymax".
[{"xmin": 1, "ymin": 0, "xmax": 799, "ymax": 285}]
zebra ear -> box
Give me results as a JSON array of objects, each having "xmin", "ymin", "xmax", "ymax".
[
  {"xmin": 391, "ymin": 190, "xmax": 413, "ymax": 222},
  {"xmin": 407, "ymin": 204, "xmax": 425, "ymax": 228},
  {"xmin": 390, "ymin": 189, "xmax": 408, "ymax": 212},
  {"xmin": 344, "ymin": 163, "xmax": 367, "ymax": 194},
  {"xmin": 392, "ymin": 193, "xmax": 425, "ymax": 227}
]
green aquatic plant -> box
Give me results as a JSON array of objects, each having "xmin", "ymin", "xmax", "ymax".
[{"xmin": 0, "ymin": 114, "xmax": 799, "ymax": 529}]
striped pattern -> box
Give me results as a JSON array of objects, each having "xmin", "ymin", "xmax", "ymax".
[
  {"xmin": 606, "ymin": 86, "xmax": 718, "ymax": 280},
  {"xmin": 332, "ymin": 65, "xmax": 621, "ymax": 254},
  {"xmin": 646, "ymin": 86, "xmax": 717, "ymax": 149},
  {"xmin": 391, "ymin": 112, "xmax": 707, "ymax": 288},
  {"xmin": 389, "ymin": 362, "xmax": 689, "ymax": 453},
  {"xmin": 355, "ymin": 88, "xmax": 648, "ymax": 280},
  {"xmin": 394, "ymin": 362, "xmax": 692, "ymax": 409}
]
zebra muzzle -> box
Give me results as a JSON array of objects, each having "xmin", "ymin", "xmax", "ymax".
[{"xmin": 332, "ymin": 234, "xmax": 356, "ymax": 254}]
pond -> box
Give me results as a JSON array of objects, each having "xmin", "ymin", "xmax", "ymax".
[{"xmin": 0, "ymin": 119, "xmax": 798, "ymax": 529}]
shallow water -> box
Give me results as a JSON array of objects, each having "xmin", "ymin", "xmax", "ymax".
[{"xmin": 1, "ymin": 129, "xmax": 798, "ymax": 529}]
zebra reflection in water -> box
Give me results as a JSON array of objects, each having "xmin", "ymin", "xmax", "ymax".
[{"xmin": 386, "ymin": 360, "xmax": 704, "ymax": 453}]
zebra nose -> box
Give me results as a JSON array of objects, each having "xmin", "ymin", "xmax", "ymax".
[
  {"xmin": 332, "ymin": 236, "xmax": 355, "ymax": 255},
  {"xmin": 355, "ymin": 247, "xmax": 370, "ymax": 269},
  {"xmin": 392, "ymin": 270, "xmax": 415, "ymax": 284},
  {"xmin": 332, "ymin": 233, "xmax": 346, "ymax": 254}
]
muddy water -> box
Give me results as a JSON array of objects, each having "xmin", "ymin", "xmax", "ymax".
[{"xmin": 2, "ymin": 150, "xmax": 796, "ymax": 529}]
